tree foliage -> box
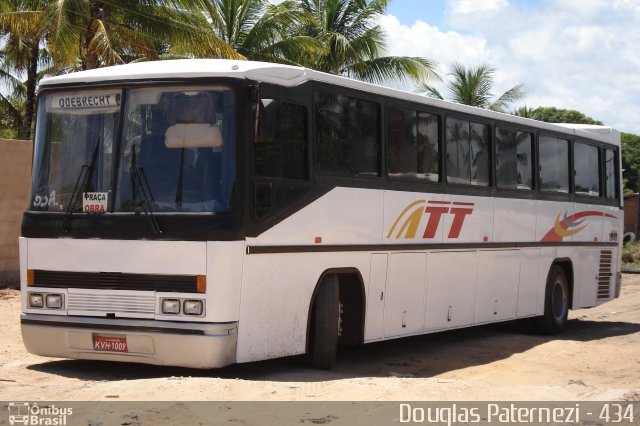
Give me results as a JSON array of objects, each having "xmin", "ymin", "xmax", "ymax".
[
  {"xmin": 417, "ymin": 63, "xmax": 525, "ymax": 112},
  {"xmin": 201, "ymin": 0, "xmax": 321, "ymax": 64},
  {"xmin": 294, "ymin": 0, "xmax": 439, "ymax": 85},
  {"xmin": 515, "ymin": 106, "xmax": 603, "ymax": 125},
  {"xmin": 622, "ymin": 132, "xmax": 640, "ymax": 194}
]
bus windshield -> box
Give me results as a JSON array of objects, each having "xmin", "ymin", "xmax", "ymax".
[{"xmin": 31, "ymin": 86, "xmax": 235, "ymax": 215}]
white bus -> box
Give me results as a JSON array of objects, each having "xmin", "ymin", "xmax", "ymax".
[{"xmin": 20, "ymin": 59, "xmax": 622, "ymax": 369}]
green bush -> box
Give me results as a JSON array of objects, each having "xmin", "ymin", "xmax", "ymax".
[{"xmin": 622, "ymin": 242, "xmax": 640, "ymax": 266}]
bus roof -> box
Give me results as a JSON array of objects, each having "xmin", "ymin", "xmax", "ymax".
[{"xmin": 39, "ymin": 59, "xmax": 620, "ymax": 146}]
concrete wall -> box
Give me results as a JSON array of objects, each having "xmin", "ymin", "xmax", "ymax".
[{"xmin": 0, "ymin": 139, "xmax": 32, "ymax": 286}]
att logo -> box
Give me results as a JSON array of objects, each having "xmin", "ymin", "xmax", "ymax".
[{"xmin": 387, "ymin": 200, "xmax": 475, "ymax": 239}]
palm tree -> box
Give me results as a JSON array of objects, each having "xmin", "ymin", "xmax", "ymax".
[
  {"xmin": 0, "ymin": 0, "xmax": 50, "ymax": 139},
  {"xmin": 417, "ymin": 63, "xmax": 525, "ymax": 113},
  {"xmin": 2, "ymin": 1, "xmax": 243, "ymax": 72},
  {"xmin": 202, "ymin": 0, "xmax": 321, "ymax": 63},
  {"xmin": 295, "ymin": 0, "xmax": 439, "ymax": 85},
  {"xmin": 0, "ymin": 61, "xmax": 26, "ymax": 139},
  {"xmin": 41, "ymin": 0, "xmax": 241, "ymax": 70},
  {"xmin": 513, "ymin": 105, "xmax": 534, "ymax": 118}
]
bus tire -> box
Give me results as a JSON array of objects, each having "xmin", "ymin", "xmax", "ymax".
[
  {"xmin": 536, "ymin": 264, "xmax": 569, "ymax": 335},
  {"xmin": 309, "ymin": 275, "xmax": 340, "ymax": 370}
]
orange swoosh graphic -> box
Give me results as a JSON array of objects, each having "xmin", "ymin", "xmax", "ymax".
[{"xmin": 553, "ymin": 213, "xmax": 587, "ymax": 237}]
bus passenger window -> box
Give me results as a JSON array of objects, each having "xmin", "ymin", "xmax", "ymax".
[
  {"xmin": 574, "ymin": 142, "xmax": 600, "ymax": 196},
  {"xmin": 496, "ymin": 127, "xmax": 533, "ymax": 190},
  {"xmin": 315, "ymin": 91, "xmax": 380, "ymax": 177},
  {"xmin": 253, "ymin": 100, "xmax": 308, "ymax": 219},
  {"xmin": 539, "ymin": 135, "xmax": 569, "ymax": 193},
  {"xmin": 255, "ymin": 99, "xmax": 276, "ymax": 143},
  {"xmin": 387, "ymin": 107, "xmax": 440, "ymax": 181},
  {"xmin": 604, "ymin": 148, "xmax": 618, "ymax": 199},
  {"xmin": 254, "ymin": 100, "xmax": 306, "ymax": 179},
  {"xmin": 446, "ymin": 118, "xmax": 489, "ymax": 186}
]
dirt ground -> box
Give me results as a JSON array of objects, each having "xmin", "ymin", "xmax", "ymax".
[{"xmin": 1, "ymin": 276, "xmax": 639, "ymax": 403}]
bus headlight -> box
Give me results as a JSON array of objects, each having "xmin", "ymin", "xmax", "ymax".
[
  {"xmin": 45, "ymin": 294, "xmax": 64, "ymax": 309},
  {"xmin": 28, "ymin": 293, "xmax": 44, "ymax": 308},
  {"xmin": 183, "ymin": 300, "xmax": 203, "ymax": 316},
  {"xmin": 161, "ymin": 299, "xmax": 180, "ymax": 314}
]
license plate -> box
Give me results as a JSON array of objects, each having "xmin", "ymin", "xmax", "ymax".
[{"xmin": 93, "ymin": 335, "xmax": 128, "ymax": 353}]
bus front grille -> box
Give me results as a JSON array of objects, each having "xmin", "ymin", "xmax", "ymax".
[
  {"xmin": 32, "ymin": 270, "xmax": 198, "ymax": 293},
  {"xmin": 67, "ymin": 291, "xmax": 156, "ymax": 317}
]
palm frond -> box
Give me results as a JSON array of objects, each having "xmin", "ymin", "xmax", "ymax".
[
  {"xmin": 346, "ymin": 56, "xmax": 440, "ymax": 85},
  {"xmin": 417, "ymin": 62, "xmax": 526, "ymax": 111},
  {"xmin": 0, "ymin": 67, "xmax": 24, "ymax": 93},
  {"xmin": 87, "ymin": 20, "xmax": 124, "ymax": 67},
  {"xmin": 415, "ymin": 83, "xmax": 444, "ymax": 100},
  {"xmin": 0, "ymin": 11, "xmax": 45, "ymax": 39},
  {"xmin": 489, "ymin": 84, "xmax": 526, "ymax": 112},
  {"xmin": 0, "ymin": 92, "xmax": 23, "ymax": 128}
]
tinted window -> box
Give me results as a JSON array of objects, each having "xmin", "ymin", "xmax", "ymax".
[
  {"xmin": 387, "ymin": 107, "xmax": 439, "ymax": 181},
  {"xmin": 254, "ymin": 99, "xmax": 308, "ymax": 219},
  {"xmin": 255, "ymin": 100, "xmax": 307, "ymax": 180},
  {"xmin": 539, "ymin": 135, "xmax": 569, "ymax": 193},
  {"xmin": 495, "ymin": 127, "xmax": 533, "ymax": 190},
  {"xmin": 605, "ymin": 148, "xmax": 618, "ymax": 200},
  {"xmin": 446, "ymin": 118, "xmax": 489, "ymax": 186},
  {"xmin": 315, "ymin": 91, "xmax": 379, "ymax": 176},
  {"xmin": 574, "ymin": 142, "xmax": 600, "ymax": 196}
]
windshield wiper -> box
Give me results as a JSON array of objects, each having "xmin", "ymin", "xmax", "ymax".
[
  {"xmin": 130, "ymin": 147, "xmax": 163, "ymax": 235},
  {"xmin": 175, "ymin": 148, "xmax": 185, "ymax": 209},
  {"xmin": 60, "ymin": 137, "xmax": 100, "ymax": 233}
]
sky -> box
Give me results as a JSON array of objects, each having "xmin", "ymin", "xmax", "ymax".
[{"xmin": 378, "ymin": 0, "xmax": 640, "ymax": 134}]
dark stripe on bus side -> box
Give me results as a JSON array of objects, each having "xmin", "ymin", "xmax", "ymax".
[{"xmin": 246, "ymin": 241, "xmax": 619, "ymax": 254}]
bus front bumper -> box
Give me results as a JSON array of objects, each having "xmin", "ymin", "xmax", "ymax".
[{"xmin": 20, "ymin": 314, "xmax": 237, "ymax": 369}]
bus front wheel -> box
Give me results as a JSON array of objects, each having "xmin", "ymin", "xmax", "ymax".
[
  {"xmin": 536, "ymin": 264, "xmax": 569, "ymax": 335},
  {"xmin": 309, "ymin": 275, "xmax": 340, "ymax": 370}
]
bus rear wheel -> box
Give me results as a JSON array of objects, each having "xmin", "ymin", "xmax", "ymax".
[
  {"xmin": 536, "ymin": 264, "xmax": 569, "ymax": 335},
  {"xmin": 309, "ymin": 275, "xmax": 340, "ymax": 370}
]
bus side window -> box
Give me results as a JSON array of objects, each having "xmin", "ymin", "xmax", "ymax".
[
  {"xmin": 315, "ymin": 91, "xmax": 380, "ymax": 177},
  {"xmin": 255, "ymin": 99, "xmax": 276, "ymax": 144},
  {"xmin": 387, "ymin": 107, "xmax": 440, "ymax": 182},
  {"xmin": 539, "ymin": 135, "xmax": 569, "ymax": 193},
  {"xmin": 446, "ymin": 118, "xmax": 489, "ymax": 186},
  {"xmin": 254, "ymin": 99, "xmax": 308, "ymax": 219},
  {"xmin": 574, "ymin": 142, "xmax": 601, "ymax": 196},
  {"xmin": 495, "ymin": 127, "xmax": 533, "ymax": 190},
  {"xmin": 604, "ymin": 148, "xmax": 618, "ymax": 200}
]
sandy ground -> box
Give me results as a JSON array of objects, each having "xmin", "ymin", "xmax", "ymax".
[{"xmin": 1, "ymin": 277, "xmax": 639, "ymax": 404}]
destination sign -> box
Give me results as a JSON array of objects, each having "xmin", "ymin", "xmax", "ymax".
[{"xmin": 48, "ymin": 91, "xmax": 121, "ymax": 113}]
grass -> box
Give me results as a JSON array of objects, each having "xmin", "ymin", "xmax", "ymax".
[{"xmin": 622, "ymin": 242, "xmax": 640, "ymax": 270}]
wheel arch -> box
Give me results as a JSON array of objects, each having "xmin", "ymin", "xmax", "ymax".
[
  {"xmin": 551, "ymin": 257, "xmax": 574, "ymax": 309},
  {"xmin": 306, "ymin": 268, "xmax": 366, "ymax": 353}
]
